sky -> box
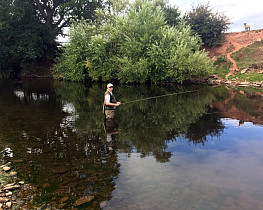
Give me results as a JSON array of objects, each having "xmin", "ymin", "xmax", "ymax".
[
  {"xmin": 169, "ymin": 0, "xmax": 263, "ymax": 32},
  {"xmin": 58, "ymin": 0, "xmax": 263, "ymax": 42}
]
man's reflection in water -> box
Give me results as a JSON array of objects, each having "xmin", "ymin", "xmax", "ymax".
[{"xmin": 104, "ymin": 118, "xmax": 120, "ymax": 152}]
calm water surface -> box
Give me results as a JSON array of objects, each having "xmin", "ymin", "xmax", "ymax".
[{"xmin": 0, "ymin": 78, "xmax": 263, "ymax": 209}]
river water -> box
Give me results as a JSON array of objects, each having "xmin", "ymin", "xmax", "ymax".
[{"xmin": 0, "ymin": 78, "xmax": 263, "ymax": 209}]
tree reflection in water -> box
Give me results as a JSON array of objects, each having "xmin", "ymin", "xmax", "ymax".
[
  {"xmin": 185, "ymin": 106, "xmax": 225, "ymax": 145},
  {"xmin": 0, "ymin": 79, "xmax": 120, "ymax": 208},
  {"xmin": 1, "ymin": 78, "xmax": 263, "ymax": 208}
]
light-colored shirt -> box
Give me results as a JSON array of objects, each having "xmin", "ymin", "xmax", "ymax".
[
  {"xmin": 105, "ymin": 90, "xmax": 113, "ymax": 105},
  {"xmin": 106, "ymin": 134, "xmax": 112, "ymax": 142}
]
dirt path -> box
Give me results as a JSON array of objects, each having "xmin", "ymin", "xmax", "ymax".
[
  {"xmin": 207, "ymin": 29, "xmax": 263, "ymax": 78},
  {"xmin": 225, "ymin": 50, "xmax": 238, "ymax": 78},
  {"xmin": 225, "ymin": 40, "xmax": 245, "ymax": 78}
]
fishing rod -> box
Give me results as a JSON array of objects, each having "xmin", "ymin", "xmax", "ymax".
[{"xmin": 120, "ymin": 90, "xmax": 199, "ymax": 105}]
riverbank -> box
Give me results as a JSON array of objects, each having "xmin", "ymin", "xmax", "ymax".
[
  {"xmin": 206, "ymin": 63, "xmax": 263, "ymax": 88},
  {"xmin": 207, "ymin": 75, "xmax": 263, "ymax": 88},
  {"xmin": 0, "ymin": 148, "xmax": 30, "ymax": 209},
  {"xmin": 0, "ymin": 162, "xmax": 24, "ymax": 209},
  {"xmin": 208, "ymin": 29, "xmax": 263, "ymax": 83}
]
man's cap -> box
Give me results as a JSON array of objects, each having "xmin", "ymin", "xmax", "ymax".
[{"xmin": 107, "ymin": 83, "xmax": 114, "ymax": 88}]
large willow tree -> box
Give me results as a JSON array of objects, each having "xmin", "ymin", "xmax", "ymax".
[{"xmin": 54, "ymin": 0, "xmax": 214, "ymax": 83}]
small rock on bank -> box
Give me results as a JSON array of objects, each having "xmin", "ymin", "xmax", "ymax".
[{"xmin": 74, "ymin": 195, "xmax": 94, "ymax": 206}]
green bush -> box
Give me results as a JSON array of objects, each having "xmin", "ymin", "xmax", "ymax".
[
  {"xmin": 54, "ymin": 0, "xmax": 214, "ymax": 83},
  {"xmin": 185, "ymin": 3, "xmax": 230, "ymax": 48}
]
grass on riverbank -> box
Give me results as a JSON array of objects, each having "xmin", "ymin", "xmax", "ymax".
[
  {"xmin": 231, "ymin": 40, "xmax": 263, "ymax": 70},
  {"xmin": 211, "ymin": 39, "xmax": 263, "ymax": 82},
  {"xmin": 228, "ymin": 72, "xmax": 263, "ymax": 82},
  {"xmin": 213, "ymin": 55, "xmax": 232, "ymax": 78}
]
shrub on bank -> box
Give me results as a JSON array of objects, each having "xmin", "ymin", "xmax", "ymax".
[{"xmin": 54, "ymin": 0, "xmax": 214, "ymax": 83}]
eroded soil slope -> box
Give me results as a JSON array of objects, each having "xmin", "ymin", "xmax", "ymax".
[{"xmin": 208, "ymin": 29, "xmax": 263, "ymax": 77}]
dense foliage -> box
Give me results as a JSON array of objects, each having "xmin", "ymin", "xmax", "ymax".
[
  {"xmin": 0, "ymin": 0, "xmax": 57, "ymax": 77},
  {"xmin": 185, "ymin": 3, "xmax": 230, "ymax": 48},
  {"xmin": 54, "ymin": 0, "xmax": 214, "ymax": 83},
  {"xmin": 163, "ymin": 5, "xmax": 181, "ymax": 26},
  {"xmin": 30, "ymin": 0, "xmax": 104, "ymax": 37},
  {"xmin": 0, "ymin": 0, "xmax": 104, "ymax": 78}
]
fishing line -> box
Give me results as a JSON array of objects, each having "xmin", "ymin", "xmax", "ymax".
[{"xmin": 121, "ymin": 90, "xmax": 199, "ymax": 105}]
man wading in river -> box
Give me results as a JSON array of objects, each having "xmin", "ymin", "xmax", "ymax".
[{"xmin": 103, "ymin": 83, "xmax": 121, "ymax": 119}]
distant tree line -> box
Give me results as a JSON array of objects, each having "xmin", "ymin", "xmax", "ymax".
[{"xmin": 0, "ymin": 0, "xmax": 230, "ymax": 81}]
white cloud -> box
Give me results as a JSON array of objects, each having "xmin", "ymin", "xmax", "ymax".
[{"xmin": 169, "ymin": 0, "xmax": 263, "ymax": 32}]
